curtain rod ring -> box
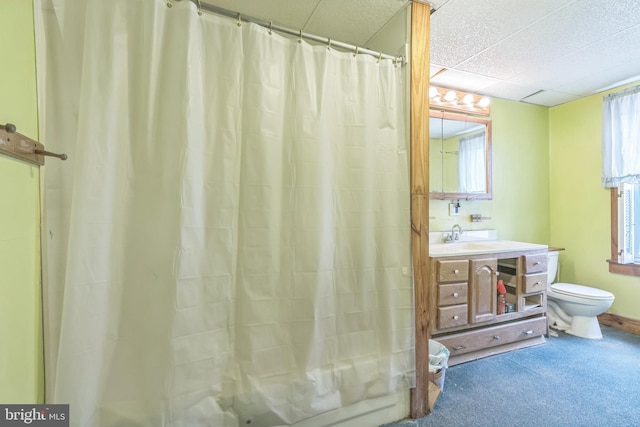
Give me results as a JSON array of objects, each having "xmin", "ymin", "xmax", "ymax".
[
  {"xmin": 377, "ymin": 52, "xmax": 382, "ymax": 63},
  {"xmin": 353, "ymin": 46, "xmax": 359, "ymax": 57},
  {"xmin": 237, "ymin": 13, "xmax": 242, "ymax": 27},
  {"xmin": 166, "ymin": 0, "xmax": 172, "ymax": 8},
  {"xmin": 327, "ymin": 38, "xmax": 332, "ymax": 51},
  {"xmin": 196, "ymin": 0, "xmax": 202, "ymax": 15},
  {"xmin": 298, "ymin": 30, "xmax": 302, "ymax": 44},
  {"xmin": 269, "ymin": 21, "xmax": 273, "ymax": 35}
]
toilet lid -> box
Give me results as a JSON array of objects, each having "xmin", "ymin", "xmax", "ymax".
[{"xmin": 550, "ymin": 283, "xmax": 614, "ymax": 300}]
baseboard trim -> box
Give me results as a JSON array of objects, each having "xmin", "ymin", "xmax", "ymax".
[{"xmin": 598, "ymin": 312, "xmax": 640, "ymax": 336}]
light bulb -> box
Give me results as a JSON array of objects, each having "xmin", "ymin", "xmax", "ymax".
[
  {"xmin": 444, "ymin": 90, "xmax": 457, "ymax": 102},
  {"xmin": 429, "ymin": 86, "xmax": 438, "ymax": 99},
  {"xmin": 462, "ymin": 94, "xmax": 474, "ymax": 105},
  {"xmin": 478, "ymin": 97, "xmax": 490, "ymax": 108}
]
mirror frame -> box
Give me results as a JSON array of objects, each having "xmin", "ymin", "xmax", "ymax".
[{"xmin": 429, "ymin": 110, "xmax": 492, "ymax": 200}]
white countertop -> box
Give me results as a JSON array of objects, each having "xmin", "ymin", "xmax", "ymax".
[{"xmin": 429, "ymin": 240, "xmax": 548, "ymax": 257}]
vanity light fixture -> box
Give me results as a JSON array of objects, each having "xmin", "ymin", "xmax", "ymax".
[
  {"xmin": 428, "ymin": 85, "xmax": 491, "ymax": 116},
  {"xmin": 444, "ymin": 90, "xmax": 457, "ymax": 102},
  {"xmin": 478, "ymin": 96, "xmax": 491, "ymax": 108}
]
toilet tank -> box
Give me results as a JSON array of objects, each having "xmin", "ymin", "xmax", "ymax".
[{"xmin": 547, "ymin": 251, "xmax": 559, "ymax": 284}]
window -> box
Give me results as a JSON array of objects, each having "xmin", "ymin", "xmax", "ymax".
[
  {"xmin": 602, "ymin": 85, "xmax": 640, "ymax": 276},
  {"xmin": 609, "ymin": 184, "xmax": 640, "ymax": 276}
]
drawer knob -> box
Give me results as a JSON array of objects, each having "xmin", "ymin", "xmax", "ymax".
[
  {"xmin": 524, "ymin": 330, "xmax": 534, "ymax": 335},
  {"xmin": 453, "ymin": 345, "xmax": 466, "ymax": 351},
  {"xmin": 453, "ymin": 292, "xmax": 459, "ymax": 298},
  {"xmin": 535, "ymin": 281, "xmax": 542, "ymax": 285},
  {"xmin": 533, "ymin": 261, "xmax": 540, "ymax": 265},
  {"xmin": 453, "ymin": 269, "xmax": 460, "ymax": 274},
  {"xmin": 493, "ymin": 335, "xmax": 500, "ymax": 340},
  {"xmin": 453, "ymin": 315, "xmax": 459, "ymax": 320}
]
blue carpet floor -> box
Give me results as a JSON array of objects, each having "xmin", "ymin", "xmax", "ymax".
[{"xmin": 384, "ymin": 325, "xmax": 640, "ymax": 427}]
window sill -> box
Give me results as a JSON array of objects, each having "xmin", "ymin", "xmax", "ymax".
[{"xmin": 607, "ymin": 260, "xmax": 640, "ymax": 277}]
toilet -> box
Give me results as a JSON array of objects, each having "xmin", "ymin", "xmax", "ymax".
[{"xmin": 546, "ymin": 250, "xmax": 615, "ymax": 339}]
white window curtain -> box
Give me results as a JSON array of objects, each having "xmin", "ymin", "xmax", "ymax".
[
  {"xmin": 602, "ymin": 85, "xmax": 640, "ymax": 187},
  {"xmin": 36, "ymin": 0, "xmax": 413, "ymax": 426},
  {"xmin": 458, "ymin": 131, "xmax": 486, "ymax": 193}
]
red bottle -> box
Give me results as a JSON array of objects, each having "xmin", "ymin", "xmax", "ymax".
[{"xmin": 497, "ymin": 279, "xmax": 507, "ymax": 315}]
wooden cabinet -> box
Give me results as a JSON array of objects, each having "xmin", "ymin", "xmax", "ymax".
[
  {"xmin": 430, "ymin": 248, "xmax": 548, "ymax": 365},
  {"xmin": 434, "ymin": 260, "xmax": 469, "ymax": 330},
  {"xmin": 469, "ymin": 258, "xmax": 497, "ymax": 324}
]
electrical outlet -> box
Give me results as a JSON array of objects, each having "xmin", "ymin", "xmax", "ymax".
[{"xmin": 449, "ymin": 203, "xmax": 460, "ymax": 216}]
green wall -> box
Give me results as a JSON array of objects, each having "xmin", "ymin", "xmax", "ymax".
[
  {"xmin": 0, "ymin": 0, "xmax": 43, "ymax": 403},
  {"xmin": 430, "ymin": 98, "xmax": 550, "ymax": 245},
  {"xmin": 549, "ymin": 83, "xmax": 640, "ymax": 320}
]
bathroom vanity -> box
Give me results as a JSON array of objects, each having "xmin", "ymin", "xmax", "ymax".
[{"xmin": 429, "ymin": 240, "xmax": 548, "ymax": 365}]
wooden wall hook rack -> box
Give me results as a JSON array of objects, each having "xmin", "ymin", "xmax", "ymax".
[{"xmin": 0, "ymin": 123, "xmax": 67, "ymax": 166}]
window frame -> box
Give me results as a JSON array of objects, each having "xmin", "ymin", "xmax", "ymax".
[{"xmin": 609, "ymin": 187, "xmax": 640, "ymax": 276}]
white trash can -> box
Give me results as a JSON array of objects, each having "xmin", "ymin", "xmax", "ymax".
[{"xmin": 428, "ymin": 339, "xmax": 450, "ymax": 391}]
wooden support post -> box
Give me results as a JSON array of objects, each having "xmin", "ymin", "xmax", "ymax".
[{"xmin": 409, "ymin": 1, "xmax": 431, "ymax": 419}]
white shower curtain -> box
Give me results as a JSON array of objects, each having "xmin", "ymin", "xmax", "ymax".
[{"xmin": 37, "ymin": 0, "xmax": 413, "ymax": 426}]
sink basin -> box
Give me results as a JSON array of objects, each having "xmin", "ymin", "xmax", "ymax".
[{"xmin": 429, "ymin": 240, "xmax": 547, "ymax": 257}]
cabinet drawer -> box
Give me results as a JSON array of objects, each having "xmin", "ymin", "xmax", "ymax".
[
  {"xmin": 438, "ymin": 283, "xmax": 468, "ymax": 306},
  {"xmin": 437, "ymin": 317, "xmax": 547, "ymax": 356},
  {"xmin": 522, "ymin": 273, "xmax": 547, "ymax": 293},
  {"xmin": 437, "ymin": 260, "xmax": 469, "ymax": 282},
  {"xmin": 437, "ymin": 305, "xmax": 468, "ymax": 330},
  {"xmin": 523, "ymin": 254, "xmax": 547, "ymax": 274}
]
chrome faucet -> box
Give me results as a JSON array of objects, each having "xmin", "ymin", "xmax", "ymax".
[{"xmin": 445, "ymin": 224, "xmax": 463, "ymax": 243}]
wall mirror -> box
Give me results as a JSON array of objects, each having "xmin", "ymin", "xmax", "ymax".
[{"xmin": 429, "ymin": 110, "xmax": 492, "ymax": 200}]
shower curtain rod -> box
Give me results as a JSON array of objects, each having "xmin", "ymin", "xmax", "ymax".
[{"xmin": 186, "ymin": 0, "xmax": 405, "ymax": 64}]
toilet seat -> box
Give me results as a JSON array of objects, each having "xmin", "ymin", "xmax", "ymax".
[{"xmin": 550, "ymin": 283, "xmax": 614, "ymax": 301}]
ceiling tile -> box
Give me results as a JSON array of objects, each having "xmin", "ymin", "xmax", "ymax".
[
  {"xmin": 305, "ymin": 0, "xmax": 408, "ymax": 47},
  {"xmin": 456, "ymin": 0, "xmax": 640, "ymax": 82},
  {"xmin": 521, "ymin": 90, "xmax": 580, "ymax": 107},
  {"xmin": 430, "ymin": 0, "xmax": 573, "ymax": 68},
  {"xmin": 430, "ymin": 68, "xmax": 499, "ymax": 92},
  {"xmin": 512, "ymin": 23, "xmax": 640, "ymax": 96},
  {"xmin": 564, "ymin": 62, "xmax": 640, "ymax": 97},
  {"xmin": 478, "ymin": 82, "xmax": 541, "ymax": 103},
  {"xmin": 362, "ymin": 2, "xmax": 409, "ymax": 56},
  {"xmin": 202, "ymin": 0, "xmax": 322, "ymax": 30}
]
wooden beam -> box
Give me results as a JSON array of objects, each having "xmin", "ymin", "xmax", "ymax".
[{"xmin": 409, "ymin": 1, "xmax": 431, "ymax": 419}]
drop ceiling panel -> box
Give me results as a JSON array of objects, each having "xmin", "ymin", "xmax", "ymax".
[
  {"xmin": 512, "ymin": 23, "xmax": 640, "ymax": 94},
  {"xmin": 202, "ymin": 0, "xmax": 322, "ymax": 30},
  {"xmin": 510, "ymin": 50, "xmax": 612, "ymax": 93},
  {"xmin": 521, "ymin": 90, "xmax": 580, "ymax": 107},
  {"xmin": 478, "ymin": 82, "xmax": 541, "ymax": 103},
  {"xmin": 366, "ymin": 6, "xmax": 409, "ymax": 57},
  {"xmin": 563, "ymin": 62, "xmax": 640, "ymax": 96},
  {"xmin": 430, "ymin": 64, "xmax": 447, "ymax": 78},
  {"xmin": 456, "ymin": 1, "xmax": 631, "ymax": 81},
  {"xmin": 430, "ymin": 0, "xmax": 573, "ymax": 68},
  {"xmin": 429, "ymin": 68, "xmax": 499, "ymax": 92},
  {"xmin": 305, "ymin": 0, "xmax": 408, "ymax": 47}
]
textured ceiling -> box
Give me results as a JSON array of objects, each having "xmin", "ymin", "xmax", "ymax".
[
  {"xmin": 430, "ymin": 0, "xmax": 640, "ymax": 107},
  {"xmin": 199, "ymin": 0, "xmax": 409, "ymax": 48},
  {"xmin": 199, "ymin": 0, "xmax": 640, "ymax": 107}
]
